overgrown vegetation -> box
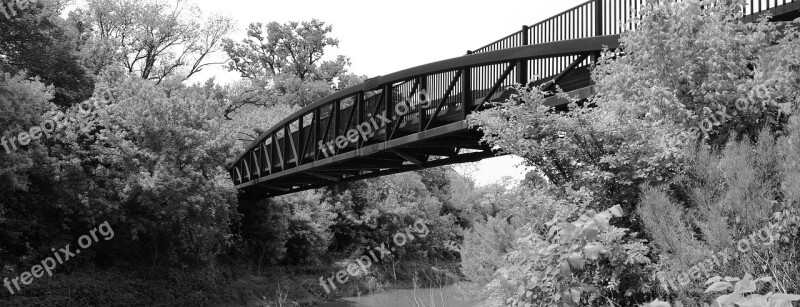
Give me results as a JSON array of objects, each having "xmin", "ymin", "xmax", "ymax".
[{"xmin": 462, "ymin": 0, "xmax": 800, "ymax": 306}]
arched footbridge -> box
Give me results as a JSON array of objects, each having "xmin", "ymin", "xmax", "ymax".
[{"xmin": 230, "ymin": 0, "xmax": 800, "ymax": 198}]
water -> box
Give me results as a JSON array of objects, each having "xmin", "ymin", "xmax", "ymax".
[{"xmin": 316, "ymin": 284, "xmax": 486, "ymax": 307}]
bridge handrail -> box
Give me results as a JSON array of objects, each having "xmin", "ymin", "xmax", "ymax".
[
  {"xmin": 472, "ymin": 0, "xmax": 598, "ymax": 54},
  {"xmin": 471, "ymin": 0, "xmax": 799, "ymax": 54}
]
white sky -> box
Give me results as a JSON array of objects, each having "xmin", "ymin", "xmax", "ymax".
[{"xmin": 190, "ymin": 0, "xmax": 586, "ymax": 185}]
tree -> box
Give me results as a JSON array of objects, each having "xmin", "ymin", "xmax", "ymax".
[
  {"xmin": 222, "ymin": 19, "xmax": 362, "ymax": 115},
  {"xmin": 224, "ymin": 19, "xmax": 347, "ymax": 82},
  {"xmin": 0, "ymin": 72, "xmax": 63, "ymax": 264},
  {"xmin": 0, "ymin": 0, "xmax": 94, "ymax": 107},
  {"xmin": 47, "ymin": 74, "xmax": 239, "ymax": 266},
  {"xmin": 591, "ymin": 0, "xmax": 800, "ymax": 149},
  {"xmin": 72, "ymin": 0, "xmax": 234, "ymax": 83}
]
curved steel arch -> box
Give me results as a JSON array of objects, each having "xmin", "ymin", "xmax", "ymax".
[{"xmin": 229, "ymin": 0, "xmax": 800, "ymax": 198}]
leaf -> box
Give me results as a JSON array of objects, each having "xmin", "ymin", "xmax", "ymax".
[
  {"xmin": 734, "ymin": 273, "xmax": 755, "ymax": 293},
  {"xmin": 565, "ymin": 222, "xmax": 577, "ymax": 234},
  {"xmin": 570, "ymin": 288, "xmax": 581, "ymax": 303},
  {"xmin": 646, "ymin": 299, "xmax": 671, "ymax": 307},
  {"xmin": 769, "ymin": 293, "xmax": 800, "ymax": 301},
  {"xmin": 583, "ymin": 221, "xmax": 599, "ymax": 241},
  {"xmin": 567, "ymin": 252, "xmax": 585, "ymax": 270},
  {"xmin": 705, "ymin": 276, "xmax": 723, "ymax": 285},
  {"xmin": 559, "ymin": 261, "xmax": 571, "ymax": 277},
  {"xmin": 770, "ymin": 300, "xmax": 794, "ymax": 307},
  {"xmin": 705, "ymin": 281, "xmax": 733, "ymax": 293},
  {"xmin": 583, "ymin": 243, "xmax": 601, "ymax": 260},
  {"xmin": 595, "ymin": 212, "xmax": 611, "ymax": 231},
  {"xmin": 735, "ymin": 294, "xmax": 769, "ymax": 307},
  {"xmin": 609, "ymin": 204, "xmax": 624, "ymax": 217},
  {"xmin": 716, "ymin": 293, "xmax": 744, "ymax": 306}
]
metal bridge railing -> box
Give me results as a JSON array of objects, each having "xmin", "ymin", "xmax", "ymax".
[{"xmin": 472, "ymin": 0, "xmax": 798, "ymax": 55}]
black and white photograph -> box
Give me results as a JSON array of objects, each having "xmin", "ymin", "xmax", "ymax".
[{"xmin": 1, "ymin": 0, "xmax": 800, "ymax": 306}]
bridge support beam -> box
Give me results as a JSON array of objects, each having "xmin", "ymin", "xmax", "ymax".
[
  {"xmin": 256, "ymin": 184, "xmax": 289, "ymax": 193},
  {"xmin": 390, "ymin": 150, "xmax": 425, "ymax": 167},
  {"xmin": 306, "ymin": 171, "xmax": 340, "ymax": 182}
]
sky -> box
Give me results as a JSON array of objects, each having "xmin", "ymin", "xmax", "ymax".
[{"xmin": 189, "ymin": 0, "xmax": 587, "ymax": 185}]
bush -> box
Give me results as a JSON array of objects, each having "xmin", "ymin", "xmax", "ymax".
[{"xmin": 641, "ymin": 126, "xmax": 800, "ymax": 303}]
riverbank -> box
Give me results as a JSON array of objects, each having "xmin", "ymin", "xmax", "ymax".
[
  {"xmin": 217, "ymin": 260, "xmax": 465, "ymax": 306},
  {"xmin": 0, "ymin": 260, "xmax": 465, "ymax": 306}
]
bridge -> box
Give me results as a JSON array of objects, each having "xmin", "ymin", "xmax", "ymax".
[{"xmin": 229, "ymin": 0, "xmax": 800, "ymax": 198}]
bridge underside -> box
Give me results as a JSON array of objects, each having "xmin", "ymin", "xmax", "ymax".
[{"xmin": 237, "ymin": 120, "xmax": 495, "ymax": 198}]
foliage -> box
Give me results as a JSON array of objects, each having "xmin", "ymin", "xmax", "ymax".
[
  {"xmin": 469, "ymin": 81, "xmax": 677, "ymax": 221},
  {"xmin": 468, "ymin": 77, "xmax": 664, "ymax": 306},
  {"xmin": 640, "ymin": 122, "xmax": 800, "ymax": 303},
  {"xmin": 460, "ymin": 216, "xmax": 517, "ymax": 285},
  {"xmin": 71, "ymin": 0, "xmax": 234, "ymax": 83},
  {"xmin": 222, "ymin": 19, "xmax": 365, "ymax": 114},
  {"xmin": 235, "ymin": 198, "xmax": 289, "ymax": 268},
  {"xmin": 0, "ymin": 73, "xmax": 241, "ymax": 268},
  {"xmin": 486, "ymin": 205, "xmax": 653, "ymax": 307},
  {"xmin": 467, "ymin": 1, "xmax": 800, "ymax": 307},
  {"xmin": 0, "ymin": 0, "xmax": 94, "ymax": 107},
  {"xmin": 704, "ymin": 274, "xmax": 800, "ymax": 307},
  {"xmin": 278, "ymin": 190, "xmax": 336, "ymax": 264},
  {"xmin": 591, "ymin": 0, "xmax": 800, "ymax": 151},
  {"xmin": 223, "ymin": 19, "xmax": 347, "ymax": 82},
  {"xmin": 643, "ymin": 273, "xmax": 800, "ymax": 307},
  {"xmin": 0, "ymin": 72, "xmax": 61, "ymax": 263}
]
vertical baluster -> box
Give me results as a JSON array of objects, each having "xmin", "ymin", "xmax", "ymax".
[
  {"xmin": 298, "ymin": 116, "xmax": 304, "ymax": 164},
  {"xmin": 383, "ymin": 83, "xmax": 392, "ymax": 141},
  {"xmin": 419, "ymin": 76, "xmax": 426, "ymax": 132},
  {"xmin": 545, "ymin": 20, "xmax": 549, "ymax": 44},
  {"xmin": 356, "ymin": 93, "xmax": 364, "ymax": 148},
  {"xmin": 580, "ymin": 5, "xmax": 584, "ymax": 38},
  {"xmin": 583, "ymin": 4, "xmax": 587, "ymax": 38},
  {"xmin": 572, "ymin": 10, "xmax": 576, "ymax": 40},
  {"xmin": 596, "ymin": 0, "xmax": 604, "ymax": 36},
  {"xmin": 313, "ymin": 109, "xmax": 319, "ymax": 161},
  {"xmin": 462, "ymin": 67, "xmax": 471, "ymax": 119}
]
